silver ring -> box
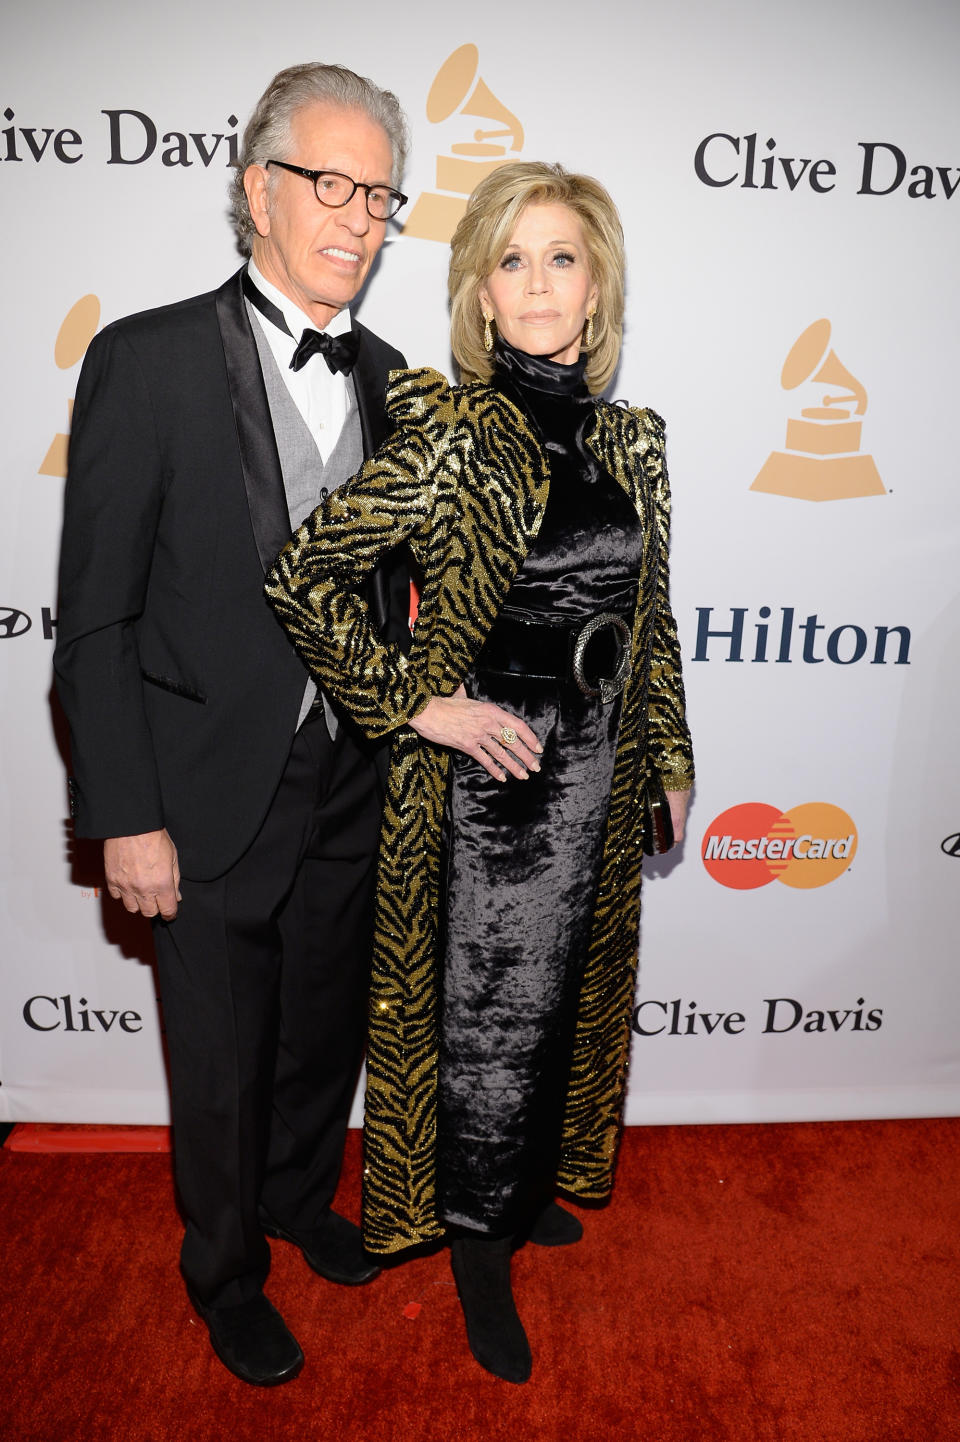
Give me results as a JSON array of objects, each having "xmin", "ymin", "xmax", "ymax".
[{"xmin": 499, "ymin": 726, "xmax": 518, "ymax": 745}]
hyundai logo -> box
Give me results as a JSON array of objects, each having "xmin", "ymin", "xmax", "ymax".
[
  {"xmin": 0, "ymin": 607, "xmax": 31, "ymax": 638},
  {"xmin": 941, "ymin": 833, "xmax": 960, "ymax": 858}
]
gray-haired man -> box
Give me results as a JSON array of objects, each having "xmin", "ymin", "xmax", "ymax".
[{"xmin": 54, "ymin": 63, "xmax": 411, "ymax": 1384}]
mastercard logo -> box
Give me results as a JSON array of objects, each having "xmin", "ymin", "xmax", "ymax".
[{"xmin": 702, "ymin": 803, "xmax": 858, "ymax": 890}]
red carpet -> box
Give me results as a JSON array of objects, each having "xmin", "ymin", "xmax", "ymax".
[{"xmin": 2, "ymin": 1121, "xmax": 958, "ymax": 1441}]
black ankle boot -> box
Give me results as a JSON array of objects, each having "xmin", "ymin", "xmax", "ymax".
[
  {"xmin": 528, "ymin": 1200, "xmax": 583, "ymax": 1247},
  {"xmin": 449, "ymin": 1234, "xmax": 532, "ymax": 1383}
]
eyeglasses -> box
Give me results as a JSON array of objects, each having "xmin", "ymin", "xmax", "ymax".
[{"xmin": 267, "ymin": 161, "xmax": 408, "ymax": 220}]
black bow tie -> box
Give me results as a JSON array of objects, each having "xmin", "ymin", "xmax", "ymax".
[
  {"xmin": 242, "ymin": 270, "xmax": 360, "ymax": 376},
  {"xmin": 289, "ymin": 327, "xmax": 360, "ymax": 376}
]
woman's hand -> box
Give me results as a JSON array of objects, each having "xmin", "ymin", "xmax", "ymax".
[
  {"xmin": 408, "ymin": 686, "xmax": 542, "ymax": 781},
  {"xmin": 665, "ymin": 789, "xmax": 691, "ymax": 846}
]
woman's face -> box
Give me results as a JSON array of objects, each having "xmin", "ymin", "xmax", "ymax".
[{"xmin": 479, "ymin": 202, "xmax": 599, "ymax": 366}]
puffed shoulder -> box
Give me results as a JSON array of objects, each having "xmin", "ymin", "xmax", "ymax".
[
  {"xmin": 617, "ymin": 403, "xmax": 665, "ymax": 439},
  {"xmin": 601, "ymin": 399, "xmax": 667, "ymax": 451},
  {"xmin": 385, "ymin": 366, "xmax": 458, "ymax": 426}
]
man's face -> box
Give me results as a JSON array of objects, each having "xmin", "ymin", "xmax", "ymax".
[{"xmin": 245, "ymin": 101, "xmax": 395, "ymax": 328}]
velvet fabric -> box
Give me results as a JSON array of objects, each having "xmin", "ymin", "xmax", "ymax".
[
  {"xmin": 436, "ymin": 342, "xmax": 644, "ymax": 1233},
  {"xmin": 265, "ymin": 364, "xmax": 694, "ymax": 1251}
]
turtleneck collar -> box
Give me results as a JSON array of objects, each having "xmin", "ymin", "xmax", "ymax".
[{"xmin": 492, "ymin": 335, "xmax": 590, "ymax": 397}]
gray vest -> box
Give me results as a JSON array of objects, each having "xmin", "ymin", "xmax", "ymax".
[{"xmin": 249, "ymin": 307, "xmax": 365, "ymax": 731}]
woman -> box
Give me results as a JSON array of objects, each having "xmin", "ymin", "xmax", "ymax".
[{"xmin": 265, "ymin": 162, "xmax": 694, "ymax": 1383}]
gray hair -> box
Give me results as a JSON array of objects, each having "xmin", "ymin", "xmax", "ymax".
[{"xmin": 230, "ymin": 62, "xmax": 410, "ymax": 254}]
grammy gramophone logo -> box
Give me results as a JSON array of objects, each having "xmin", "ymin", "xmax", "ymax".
[
  {"xmin": 751, "ymin": 319, "xmax": 885, "ymax": 501},
  {"xmin": 39, "ymin": 294, "xmax": 101, "ymax": 478},
  {"xmin": 402, "ymin": 44, "xmax": 525, "ymax": 244}
]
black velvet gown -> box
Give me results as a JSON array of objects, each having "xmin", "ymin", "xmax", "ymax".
[{"xmin": 436, "ymin": 340, "xmax": 645, "ymax": 1234}]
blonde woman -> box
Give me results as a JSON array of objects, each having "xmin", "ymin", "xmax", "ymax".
[{"xmin": 266, "ymin": 162, "xmax": 694, "ymax": 1383}]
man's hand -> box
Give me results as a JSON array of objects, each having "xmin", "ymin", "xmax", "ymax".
[
  {"xmin": 665, "ymin": 789, "xmax": 691, "ymax": 846},
  {"xmin": 104, "ymin": 829, "xmax": 181, "ymax": 920}
]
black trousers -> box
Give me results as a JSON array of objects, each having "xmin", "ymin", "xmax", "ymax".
[{"xmin": 152, "ymin": 711, "xmax": 383, "ymax": 1307}]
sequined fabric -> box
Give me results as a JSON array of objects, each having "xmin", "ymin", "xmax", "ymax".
[
  {"xmin": 437, "ymin": 342, "xmax": 643, "ymax": 1233},
  {"xmin": 264, "ymin": 366, "xmax": 694, "ymax": 1254}
]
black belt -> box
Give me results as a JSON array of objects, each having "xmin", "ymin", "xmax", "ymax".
[{"xmin": 477, "ymin": 608, "xmax": 634, "ymax": 703}]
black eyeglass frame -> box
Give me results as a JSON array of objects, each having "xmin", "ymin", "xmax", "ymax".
[{"xmin": 266, "ymin": 160, "xmax": 408, "ymax": 219}]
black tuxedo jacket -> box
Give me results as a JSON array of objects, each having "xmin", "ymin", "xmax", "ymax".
[{"xmin": 54, "ymin": 267, "xmax": 408, "ymax": 880}]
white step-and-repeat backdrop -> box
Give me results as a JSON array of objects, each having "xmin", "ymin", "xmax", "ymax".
[{"xmin": 2, "ymin": 0, "xmax": 958, "ymax": 1125}]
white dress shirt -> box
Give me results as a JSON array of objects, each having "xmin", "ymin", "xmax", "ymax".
[{"xmin": 245, "ymin": 259, "xmax": 351, "ymax": 464}]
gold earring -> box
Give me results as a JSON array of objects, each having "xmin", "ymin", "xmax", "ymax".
[
  {"xmin": 483, "ymin": 313, "xmax": 494, "ymax": 352},
  {"xmin": 585, "ymin": 311, "xmax": 596, "ymax": 348}
]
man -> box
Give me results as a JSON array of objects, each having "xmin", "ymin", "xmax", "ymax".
[{"xmin": 53, "ymin": 63, "xmax": 411, "ymax": 1386}]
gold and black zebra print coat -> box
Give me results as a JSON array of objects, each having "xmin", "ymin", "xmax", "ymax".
[{"xmin": 265, "ymin": 366, "xmax": 694, "ymax": 1255}]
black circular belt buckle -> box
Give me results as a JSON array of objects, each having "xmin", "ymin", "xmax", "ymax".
[{"xmin": 571, "ymin": 613, "xmax": 633, "ymax": 702}]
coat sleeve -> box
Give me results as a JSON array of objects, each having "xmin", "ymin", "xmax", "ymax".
[
  {"xmin": 53, "ymin": 325, "xmax": 166, "ymax": 839},
  {"xmin": 642, "ymin": 411, "xmax": 695, "ymax": 791},
  {"xmin": 264, "ymin": 367, "xmax": 453, "ymax": 740}
]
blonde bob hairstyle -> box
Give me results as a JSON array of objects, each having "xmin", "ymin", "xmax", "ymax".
[{"xmin": 449, "ymin": 162, "xmax": 625, "ymax": 395}]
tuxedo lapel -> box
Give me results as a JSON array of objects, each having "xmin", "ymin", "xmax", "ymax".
[
  {"xmin": 215, "ymin": 268, "xmax": 291, "ymax": 574},
  {"xmin": 350, "ymin": 321, "xmax": 391, "ymax": 460},
  {"xmin": 350, "ymin": 322, "xmax": 395, "ymax": 635}
]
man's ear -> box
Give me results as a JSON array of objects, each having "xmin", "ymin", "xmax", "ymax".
[{"xmin": 244, "ymin": 165, "xmax": 271, "ymax": 238}]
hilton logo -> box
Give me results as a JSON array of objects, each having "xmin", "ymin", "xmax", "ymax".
[{"xmin": 692, "ymin": 607, "xmax": 910, "ymax": 665}]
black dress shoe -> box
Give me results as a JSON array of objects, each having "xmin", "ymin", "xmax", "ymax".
[
  {"xmin": 528, "ymin": 1201, "xmax": 583, "ymax": 1247},
  {"xmin": 450, "ymin": 1235, "xmax": 532, "ymax": 1384},
  {"xmin": 260, "ymin": 1208, "xmax": 380, "ymax": 1286},
  {"xmin": 189, "ymin": 1291, "xmax": 303, "ymax": 1386}
]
